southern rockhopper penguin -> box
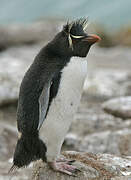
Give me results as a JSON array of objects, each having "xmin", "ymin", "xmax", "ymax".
[{"xmin": 10, "ymin": 18, "xmax": 101, "ymax": 175}]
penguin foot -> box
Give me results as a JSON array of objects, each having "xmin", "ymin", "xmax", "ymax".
[
  {"xmin": 56, "ymin": 157, "xmax": 75, "ymax": 164},
  {"xmin": 48, "ymin": 161, "xmax": 79, "ymax": 176}
]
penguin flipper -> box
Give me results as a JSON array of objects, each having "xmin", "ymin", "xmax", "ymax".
[{"xmin": 38, "ymin": 81, "xmax": 51, "ymax": 130}]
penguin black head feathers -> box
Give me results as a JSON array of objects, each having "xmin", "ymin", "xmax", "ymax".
[{"xmin": 47, "ymin": 18, "xmax": 101, "ymax": 58}]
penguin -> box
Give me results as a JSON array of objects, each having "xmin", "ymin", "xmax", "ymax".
[{"xmin": 10, "ymin": 18, "xmax": 101, "ymax": 175}]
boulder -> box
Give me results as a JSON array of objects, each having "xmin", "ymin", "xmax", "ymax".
[
  {"xmin": 0, "ymin": 161, "xmax": 32, "ymax": 180},
  {"xmin": 84, "ymin": 70, "xmax": 131, "ymax": 99},
  {"xmin": 0, "ymin": 20, "xmax": 63, "ymax": 50},
  {"xmin": 32, "ymin": 151, "xmax": 131, "ymax": 180},
  {"xmin": 79, "ymin": 129, "xmax": 131, "ymax": 156},
  {"xmin": 0, "ymin": 122, "xmax": 17, "ymax": 161},
  {"xmin": 67, "ymin": 101, "xmax": 131, "ymax": 137},
  {"xmin": 84, "ymin": 46, "xmax": 131, "ymax": 100},
  {"xmin": 0, "ymin": 44, "xmax": 41, "ymax": 106},
  {"xmin": 102, "ymin": 96, "xmax": 131, "ymax": 119},
  {"xmin": 65, "ymin": 129, "xmax": 131, "ymax": 157}
]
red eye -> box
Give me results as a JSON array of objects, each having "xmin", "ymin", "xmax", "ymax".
[
  {"xmin": 72, "ymin": 38, "xmax": 77, "ymax": 44},
  {"xmin": 72, "ymin": 38, "xmax": 81, "ymax": 44}
]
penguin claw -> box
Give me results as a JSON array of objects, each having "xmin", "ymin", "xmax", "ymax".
[
  {"xmin": 8, "ymin": 165, "xmax": 18, "ymax": 174},
  {"xmin": 56, "ymin": 157, "xmax": 75, "ymax": 164},
  {"xmin": 48, "ymin": 161, "xmax": 80, "ymax": 176},
  {"xmin": 67, "ymin": 160, "xmax": 76, "ymax": 165}
]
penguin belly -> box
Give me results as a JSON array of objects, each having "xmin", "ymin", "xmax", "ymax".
[{"xmin": 40, "ymin": 57, "xmax": 87, "ymax": 162}]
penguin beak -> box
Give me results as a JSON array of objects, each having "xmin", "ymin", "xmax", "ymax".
[{"xmin": 82, "ymin": 34, "xmax": 101, "ymax": 43}]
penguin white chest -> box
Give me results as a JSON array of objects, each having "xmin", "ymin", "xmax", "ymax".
[
  {"xmin": 56, "ymin": 57, "xmax": 87, "ymax": 118},
  {"xmin": 41, "ymin": 57, "xmax": 87, "ymax": 161},
  {"xmin": 45, "ymin": 57, "xmax": 87, "ymax": 126}
]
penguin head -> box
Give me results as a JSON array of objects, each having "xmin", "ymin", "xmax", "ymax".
[{"xmin": 50, "ymin": 18, "xmax": 101, "ymax": 58}]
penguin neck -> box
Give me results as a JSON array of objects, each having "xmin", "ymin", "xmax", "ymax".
[
  {"xmin": 42, "ymin": 45, "xmax": 71, "ymax": 73},
  {"xmin": 45, "ymin": 42, "xmax": 72, "ymax": 59}
]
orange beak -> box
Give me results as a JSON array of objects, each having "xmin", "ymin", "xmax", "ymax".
[{"xmin": 82, "ymin": 34, "xmax": 101, "ymax": 43}]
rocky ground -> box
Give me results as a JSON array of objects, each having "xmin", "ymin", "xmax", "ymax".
[
  {"xmin": 0, "ymin": 21, "xmax": 131, "ymax": 179},
  {"xmin": 32, "ymin": 151, "xmax": 131, "ymax": 180}
]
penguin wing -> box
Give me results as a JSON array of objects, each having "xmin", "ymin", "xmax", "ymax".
[
  {"xmin": 38, "ymin": 72, "xmax": 61, "ymax": 130},
  {"xmin": 38, "ymin": 82, "xmax": 51, "ymax": 130}
]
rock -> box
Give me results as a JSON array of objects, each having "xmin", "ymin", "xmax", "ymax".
[
  {"xmin": 0, "ymin": 110, "xmax": 31, "ymax": 180},
  {"xmin": 67, "ymin": 101, "xmax": 131, "ymax": 137},
  {"xmin": 79, "ymin": 129, "xmax": 131, "ymax": 156},
  {"xmin": 63, "ymin": 133, "xmax": 81, "ymax": 151},
  {"xmin": 65, "ymin": 129, "xmax": 131, "ymax": 156},
  {"xmin": 102, "ymin": 96, "xmax": 131, "ymax": 119},
  {"xmin": 0, "ymin": 20, "xmax": 63, "ymax": 51},
  {"xmin": 0, "ymin": 44, "xmax": 41, "ymax": 106},
  {"xmin": 0, "ymin": 161, "xmax": 32, "ymax": 180},
  {"xmin": 0, "ymin": 119, "xmax": 31, "ymax": 179},
  {"xmin": 122, "ymin": 81, "xmax": 131, "ymax": 96},
  {"xmin": 84, "ymin": 46, "xmax": 131, "ymax": 100},
  {"xmin": 32, "ymin": 151, "xmax": 131, "ymax": 180},
  {"xmin": 84, "ymin": 70, "xmax": 131, "ymax": 99},
  {"xmin": 63, "ymin": 98, "xmax": 131, "ymax": 156},
  {"xmin": 0, "ymin": 122, "xmax": 17, "ymax": 161}
]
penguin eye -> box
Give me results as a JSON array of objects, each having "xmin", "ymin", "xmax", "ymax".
[
  {"xmin": 72, "ymin": 38, "xmax": 77, "ymax": 44},
  {"xmin": 71, "ymin": 35, "xmax": 85, "ymax": 44}
]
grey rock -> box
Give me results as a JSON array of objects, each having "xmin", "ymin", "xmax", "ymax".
[
  {"xmin": 0, "ymin": 122, "xmax": 17, "ymax": 161},
  {"xmin": 122, "ymin": 81, "xmax": 131, "ymax": 96},
  {"xmin": 0, "ymin": 161, "xmax": 32, "ymax": 180},
  {"xmin": 68, "ymin": 101, "xmax": 131, "ymax": 137},
  {"xmin": 84, "ymin": 70, "xmax": 131, "ymax": 99},
  {"xmin": 84, "ymin": 46, "xmax": 131, "ymax": 99},
  {"xmin": 63, "ymin": 98, "xmax": 131, "ymax": 156},
  {"xmin": 0, "ymin": 44, "xmax": 41, "ymax": 106},
  {"xmin": 64, "ymin": 133, "xmax": 81, "ymax": 150},
  {"xmin": 79, "ymin": 129, "xmax": 131, "ymax": 156},
  {"xmin": 65, "ymin": 129, "xmax": 131, "ymax": 157},
  {"xmin": 32, "ymin": 151, "xmax": 131, "ymax": 180},
  {"xmin": 102, "ymin": 96, "xmax": 131, "ymax": 119},
  {"xmin": 0, "ymin": 20, "xmax": 63, "ymax": 50},
  {"xmin": 0, "ymin": 120, "xmax": 32, "ymax": 180}
]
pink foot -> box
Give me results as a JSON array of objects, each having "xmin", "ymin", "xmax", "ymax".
[
  {"xmin": 56, "ymin": 157, "xmax": 75, "ymax": 164},
  {"xmin": 48, "ymin": 161, "xmax": 79, "ymax": 176}
]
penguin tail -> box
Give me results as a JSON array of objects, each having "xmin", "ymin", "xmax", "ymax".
[{"xmin": 9, "ymin": 131, "xmax": 47, "ymax": 173}]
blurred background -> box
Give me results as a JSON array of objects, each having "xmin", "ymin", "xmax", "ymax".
[{"xmin": 0, "ymin": 0, "xmax": 131, "ymax": 179}]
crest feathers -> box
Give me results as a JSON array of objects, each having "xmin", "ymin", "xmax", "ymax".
[
  {"xmin": 63, "ymin": 18, "xmax": 88, "ymax": 49},
  {"xmin": 64, "ymin": 17, "xmax": 88, "ymax": 34}
]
